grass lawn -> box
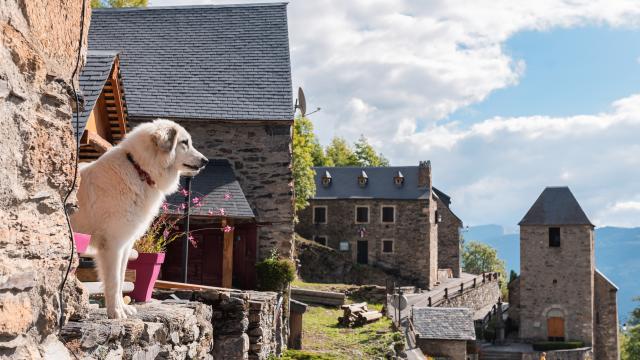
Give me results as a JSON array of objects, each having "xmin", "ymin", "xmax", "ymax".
[{"xmin": 282, "ymin": 302, "xmax": 402, "ymax": 360}]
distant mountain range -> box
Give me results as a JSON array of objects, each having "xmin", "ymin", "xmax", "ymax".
[{"xmin": 465, "ymin": 225, "xmax": 639, "ymax": 323}]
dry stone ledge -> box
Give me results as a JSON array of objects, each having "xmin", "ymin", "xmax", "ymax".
[
  {"xmin": 154, "ymin": 288, "xmax": 282, "ymax": 360},
  {"xmin": 60, "ymin": 300, "xmax": 213, "ymax": 360}
]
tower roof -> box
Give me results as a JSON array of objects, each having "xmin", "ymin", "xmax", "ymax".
[{"xmin": 519, "ymin": 187, "xmax": 593, "ymax": 226}]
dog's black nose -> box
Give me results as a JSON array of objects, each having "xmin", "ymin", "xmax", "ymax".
[{"xmin": 200, "ymin": 157, "xmax": 208, "ymax": 167}]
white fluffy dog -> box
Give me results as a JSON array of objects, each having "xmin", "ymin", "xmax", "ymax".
[{"xmin": 71, "ymin": 119, "xmax": 207, "ymax": 319}]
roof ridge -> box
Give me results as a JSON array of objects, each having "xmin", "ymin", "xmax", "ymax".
[{"xmin": 92, "ymin": 2, "xmax": 288, "ymax": 12}]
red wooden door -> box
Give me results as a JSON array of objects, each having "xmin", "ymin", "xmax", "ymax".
[{"xmin": 233, "ymin": 224, "xmax": 257, "ymax": 289}]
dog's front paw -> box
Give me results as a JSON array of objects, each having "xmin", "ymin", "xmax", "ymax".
[
  {"xmin": 123, "ymin": 304, "xmax": 137, "ymax": 316},
  {"xmin": 107, "ymin": 306, "xmax": 127, "ymax": 320}
]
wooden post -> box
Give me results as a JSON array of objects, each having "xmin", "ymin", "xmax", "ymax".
[
  {"xmin": 444, "ymin": 288, "xmax": 448, "ymax": 299},
  {"xmin": 473, "ymin": 278, "xmax": 477, "ymax": 288},
  {"xmin": 222, "ymin": 218, "xmax": 234, "ymax": 288}
]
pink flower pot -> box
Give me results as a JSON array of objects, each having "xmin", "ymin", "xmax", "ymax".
[
  {"xmin": 127, "ymin": 252, "xmax": 165, "ymax": 302},
  {"xmin": 73, "ymin": 233, "xmax": 91, "ymax": 254}
]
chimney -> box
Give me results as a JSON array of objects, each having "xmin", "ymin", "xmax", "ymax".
[{"xmin": 418, "ymin": 160, "xmax": 432, "ymax": 189}]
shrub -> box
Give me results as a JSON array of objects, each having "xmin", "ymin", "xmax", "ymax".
[
  {"xmin": 532, "ymin": 341, "xmax": 585, "ymax": 351},
  {"xmin": 256, "ymin": 251, "xmax": 296, "ymax": 292}
]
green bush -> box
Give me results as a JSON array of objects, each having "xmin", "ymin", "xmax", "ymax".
[
  {"xmin": 256, "ymin": 251, "xmax": 296, "ymax": 292},
  {"xmin": 532, "ymin": 341, "xmax": 585, "ymax": 351}
]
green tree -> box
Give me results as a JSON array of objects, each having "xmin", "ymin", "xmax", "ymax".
[
  {"xmin": 292, "ymin": 116, "xmax": 317, "ymax": 212},
  {"xmin": 622, "ymin": 325, "xmax": 640, "ymax": 360},
  {"xmin": 354, "ymin": 135, "xmax": 389, "ymax": 167},
  {"xmin": 325, "ymin": 137, "xmax": 359, "ymax": 167},
  {"xmin": 91, "ymin": 0, "xmax": 148, "ymax": 8},
  {"xmin": 311, "ymin": 138, "xmax": 333, "ymax": 167},
  {"xmin": 462, "ymin": 241, "xmax": 507, "ymax": 299}
]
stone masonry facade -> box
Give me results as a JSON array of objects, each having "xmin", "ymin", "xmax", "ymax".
[
  {"xmin": 519, "ymin": 225, "xmax": 595, "ymax": 344},
  {"xmin": 0, "ymin": 0, "xmax": 91, "ymax": 357},
  {"xmin": 132, "ymin": 119, "xmax": 295, "ymax": 260},
  {"xmin": 296, "ymin": 198, "xmax": 438, "ymax": 289},
  {"xmin": 436, "ymin": 197, "xmax": 462, "ymax": 278},
  {"xmin": 594, "ymin": 271, "xmax": 618, "ymax": 360}
]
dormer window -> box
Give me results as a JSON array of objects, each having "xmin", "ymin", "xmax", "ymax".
[
  {"xmin": 358, "ymin": 170, "xmax": 368, "ymax": 187},
  {"xmin": 321, "ymin": 170, "xmax": 332, "ymax": 187},
  {"xmin": 394, "ymin": 171, "xmax": 404, "ymax": 187}
]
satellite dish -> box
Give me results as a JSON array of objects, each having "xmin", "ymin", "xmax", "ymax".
[{"xmin": 295, "ymin": 87, "xmax": 307, "ymax": 117}]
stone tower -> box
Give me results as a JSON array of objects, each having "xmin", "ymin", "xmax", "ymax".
[{"xmin": 518, "ymin": 187, "xmax": 595, "ymax": 345}]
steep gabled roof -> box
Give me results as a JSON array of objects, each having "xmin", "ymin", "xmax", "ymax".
[
  {"xmin": 166, "ymin": 160, "xmax": 254, "ymax": 219},
  {"xmin": 412, "ymin": 307, "xmax": 476, "ymax": 341},
  {"xmin": 312, "ymin": 166, "xmax": 450, "ymax": 203},
  {"xmin": 88, "ymin": 3, "xmax": 293, "ymax": 122},
  {"xmin": 519, "ymin": 186, "xmax": 593, "ymax": 226},
  {"xmin": 73, "ymin": 51, "xmax": 118, "ymax": 136}
]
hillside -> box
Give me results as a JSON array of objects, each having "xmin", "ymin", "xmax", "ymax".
[{"xmin": 466, "ymin": 225, "xmax": 639, "ymax": 323}]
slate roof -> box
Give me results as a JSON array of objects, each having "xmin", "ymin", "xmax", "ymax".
[
  {"xmin": 412, "ymin": 307, "xmax": 476, "ymax": 341},
  {"xmin": 73, "ymin": 51, "xmax": 118, "ymax": 136},
  {"xmin": 519, "ymin": 187, "xmax": 593, "ymax": 226},
  {"xmin": 88, "ymin": 3, "xmax": 293, "ymax": 122},
  {"xmin": 312, "ymin": 166, "xmax": 451, "ymax": 204},
  {"xmin": 166, "ymin": 160, "xmax": 254, "ymax": 219}
]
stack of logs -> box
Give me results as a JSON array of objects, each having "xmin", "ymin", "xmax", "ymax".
[{"xmin": 338, "ymin": 302, "xmax": 382, "ymax": 327}]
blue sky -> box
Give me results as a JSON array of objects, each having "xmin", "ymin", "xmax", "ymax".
[
  {"xmin": 150, "ymin": 0, "xmax": 640, "ymax": 228},
  {"xmin": 451, "ymin": 27, "xmax": 640, "ymax": 123}
]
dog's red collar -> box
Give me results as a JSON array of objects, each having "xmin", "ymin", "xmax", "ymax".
[{"xmin": 126, "ymin": 152, "xmax": 156, "ymax": 187}]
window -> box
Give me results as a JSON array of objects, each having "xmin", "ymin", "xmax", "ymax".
[
  {"xmin": 549, "ymin": 227, "xmax": 561, "ymax": 247},
  {"xmin": 355, "ymin": 206, "xmax": 369, "ymax": 223},
  {"xmin": 339, "ymin": 241, "xmax": 349, "ymax": 251},
  {"xmin": 314, "ymin": 236, "xmax": 327, "ymax": 246},
  {"xmin": 313, "ymin": 206, "xmax": 327, "ymax": 224},
  {"xmin": 382, "ymin": 239, "xmax": 394, "ymax": 253},
  {"xmin": 381, "ymin": 206, "xmax": 395, "ymax": 223}
]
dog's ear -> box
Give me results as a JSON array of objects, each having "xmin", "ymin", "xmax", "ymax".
[{"xmin": 152, "ymin": 126, "xmax": 178, "ymax": 152}]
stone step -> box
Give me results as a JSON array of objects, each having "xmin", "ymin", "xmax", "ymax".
[{"xmin": 479, "ymin": 351, "xmax": 522, "ymax": 360}]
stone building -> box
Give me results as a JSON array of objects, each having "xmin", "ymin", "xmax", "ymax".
[
  {"xmin": 412, "ymin": 307, "xmax": 476, "ymax": 360},
  {"xmin": 513, "ymin": 187, "xmax": 618, "ymax": 359},
  {"xmin": 87, "ymin": 3, "xmax": 295, "ymax": 287},
  {"xmin": 295, "ymin": 161, "xmax": 463, "ymax": 289}
]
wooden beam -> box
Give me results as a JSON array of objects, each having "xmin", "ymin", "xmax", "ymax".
[
  {"xmin": 110, "ymin": 58, "xmax": 127, "ymax": 138},
  {"xmin": 222, "ymin": 218, "xmax": 234, "ymax": 289},
  {"xmin": 85, "ymin": 130, "xmax": 113, "ymax": 154}
]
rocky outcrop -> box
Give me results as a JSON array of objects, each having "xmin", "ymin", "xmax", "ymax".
[
  {"xmin": 60, "ymin": 300, "xmax": 213, "ymax": 359},
  {"xmin": 0, "ymin": 0, "xmax": 90, "ymax": 357}
]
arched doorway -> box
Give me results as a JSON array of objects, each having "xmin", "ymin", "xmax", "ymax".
[{"xmin": 547, "ymin": 309, "xmax": 565, "ymax": 341}]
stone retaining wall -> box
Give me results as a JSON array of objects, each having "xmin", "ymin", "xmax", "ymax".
[
  {"xmin": 61, "ymin": 301, "xmax": 213, "ymax": 359},
  {"xmin": 521, "ymin": 348, "xmax": 594, "ymax": 360},
  {"xmin": 156, "ymin": 287, "xmax": 283, "ymax": 360},
  {"xmin": 0, "ymin": 0, "xmax": 91, "ymax": 357},
  {"xmin": 439, "ymin": 279, "xmax": 501, "ymax": 315}
]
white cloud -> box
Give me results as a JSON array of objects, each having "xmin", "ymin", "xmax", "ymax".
[{"xmin": 148, "ymin": 0, "xmax": 640, "ymax": 227}]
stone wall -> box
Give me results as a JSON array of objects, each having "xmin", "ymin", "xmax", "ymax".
[
  {"xmin": 436, "ymin": 197, "xmax": 462, "ymax": 277},
  {"xmin": 0, "ymin": 0, "xmax": 91, "ymax": 357},
  {"xmin": 521, "ymin": 348, "xmax": 594, "ymax": 360},
  {"xmin": 60, "ymin": 301, "xmax": 213, "ymax": 359},
  {"xmin": 594, "ymin": 271, "xmax": 619, "ymax": 360},
  {"xmin": 508, "ymin": 277, "xmax": 520, "ymax": 325},
  {"xmin": 295, "ymin": 233, "xmax": 421, "ymax": 287},
  {"xmin": 439, "ymin": 278, "xmax": 501, "ymax": 315},
  {"xmin": 131, "ymin": 119, "xmax": 295, "ymax": 260},
  {"xmin": 519, "ymin": 225, "xmax": 594, "ymax": 345},
  {"xmin": 156, "ymin": 287, "xmax": 283, "ymax": 360},
  {"xmin": 296, "ymin": 198, "xmax": 438, "ymax": 288},
  {"xmin": 415, "ymin": 339, "xmax": 466, "ymax": 360}
]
